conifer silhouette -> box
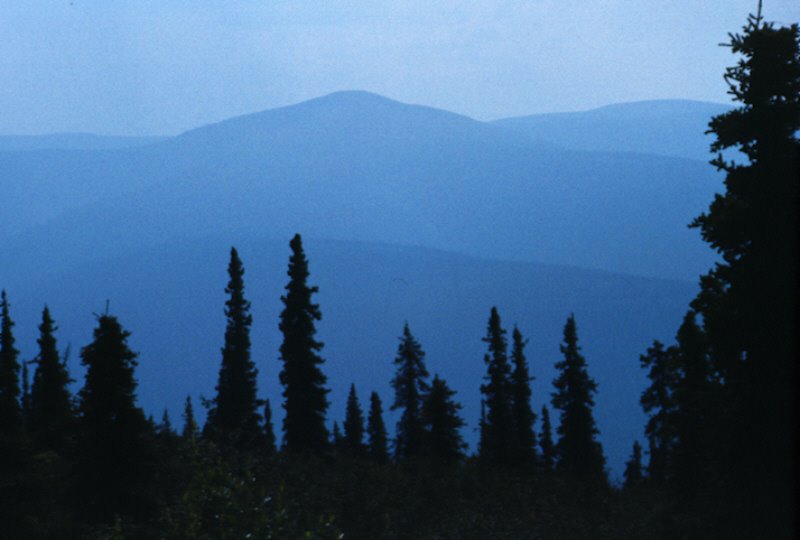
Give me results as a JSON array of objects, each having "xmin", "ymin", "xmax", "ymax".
[
  {"xmin": 0, "ymin": 290, "xmax": 24, "ymax": 537},
  {"xmin": 687, "ymin": 13, "xmax": 799, "ymax": 533},
  {"xmin": 161, "ymin": 409, "xmax": 174, "ymax": 433},
  {"xmin": 263, "ymin": 399, "xmax": 276, "ymax": 455},
  {"xmin": 205, "ymin": 247, "xmax": 262, "ymax": 452},
  {"xmin": 30, "ymin": 306, "xmax": 74, "ymax": 451},
  {"xmin": 639, "ymin": 340, "xmax": 678, "ymax": 484},
  {"xmin": 510, "ymin": 326, "xmax": 537, "ymax": 466},
  {"xmin": 421, "ymin": 375, "xmax": 465, "ymax": 463},
  {"xmin": 182, "ymin": 396, "xmax": 198, "ymax": 441},
  {"xmin": 20, "ymin": 361, "xmax": 31, "ymax": 427},
  {"xmin": 279, "ymin": 234, "xmax": 329, "ymax": 453},
  {"xmin": 539, "ymin": 405, "xmax": 554, "ymax": 471},
  {"xmin": 367, "ymin": 391, "xmax": 389, "ymax": 464},
  {"xmin": 331, "ymin": 421, "xmax": 344, "ymax": 454},
  {"xmin": 477, "ymin": 399, "xmax": 487, "ymax": 457},
  {"xmin": 551, "ymin": 314, "xmax": 605, "ymax": 483},
  {"xmin": 0, "ymin": 290, "xmax": 22, "ymax": 437},
  {"xmin": 390, "ymin": 323, "xmax": 430, "ymax": 460},
  {"xmin": 623, "ymin": 440, "xmax": 644, "ymax": 488},
  {"xmin": 671, "ymin": 312, "xmax": 712, "ymax": 504},
  {"xmin": 77, "ymin": 313, "xmax": 154, "ymax": 525},
  {"xmin": 0, "ymin": 290, "xmax": 21, "ymax": 437},
  {"xmin": 343, "ymin": 384, "xmax": 366, "ymax": 457},
  {"xmin": 479, "ymin": 307, "xmax": 513, "ymax": 465}
]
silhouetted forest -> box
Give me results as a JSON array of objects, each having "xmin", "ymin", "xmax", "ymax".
[{"xmin": 0, "ymin": 12, "xmax": 797, "ymax": 539}]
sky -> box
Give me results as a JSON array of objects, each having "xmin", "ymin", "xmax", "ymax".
[{"xmin": 1, "ymin": 0, "xmax": 798, "ymax": 136}]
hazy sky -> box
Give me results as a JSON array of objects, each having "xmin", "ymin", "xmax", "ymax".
[{"xmin": 2, "ymin": 1, "xmax": 798, "ymax": 136}]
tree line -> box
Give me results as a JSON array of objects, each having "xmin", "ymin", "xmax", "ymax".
[
  {"xmin": 0, "ymin": 11, "xmax": 797, "ymax": 539},
  {"xmin": 0, "ymin": 229, "xmax": 611, "ymax": 537}
]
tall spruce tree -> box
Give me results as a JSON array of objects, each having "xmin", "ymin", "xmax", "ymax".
[
  {"xmin": 539, "ymin": 405, "xmax": 555, "ymax": 471},
  {"xmin": 343, "ymin": 384, "xmax": 366, "ymax": 458},
  {"xmin": 0, "ymin": 290, "xmax": 21, "ymax": 437},
  {"xmin": 510, "ymin": 326, "xmax": 537, "ymax": 466},
  {"xmin": 623, "ymin": 441, "xmax": 644, "ymax": 488},
  {"xmin": 205, "ymin": 247, "xmax": 262, "ymax": 452},
  {"xmin": 182, "ymin": 396, "xmax": 198, "ymax": 442},
  {"xmin": 551, "ymin": 314, "xmax": 606, "ymax": 483},
  {"xmin": 367, "ymin": 391, "xmax": 389, "ymax": 464},
  {"xmin": 686, "ymin": 11, "xmax": 799, "ymax": 534},
  {"xmin": 159, "ymin": 409, "xmax": 174, "ymax": 435},
  {"xmin": 29, "ymin": 306, "xmax": 74, "ymax": 451},
  {"xmin": 21, "ymin": 361, "xmax": 31, "ymax": 428},
  {"xmin": 639, "ymin": 340, "xmax": 679, "ymax": 483},
  {"xmin": 421, "ymin": 375, "xmax": 465, "ymax": 463},
  {"xmin": 279, "ymin": 234, "xmax": 329, "ymax": 453},
  {"xmin": 0, "ymin": 290, "xmax": 23, "ymax": 538},
  {"xmin": 479, "ymin": 307, "xmax": 513, "ymax": 465},
  {"xmin": 478, "ymin": 400, "xmax": 487, "ymax": 457},
  {"xmin": 331, "ymin": 421, "xmax": 344, "ymax": 454},
  {"xmin": 390, "ymin": 323, "xmax": 430, "ymax": 460},
  {"xmin": 263, "ymin": 399, "xmax": 276, "ymax": 455},
  {"xmin": 671, "ymin": 311, "xmax": 712, "ymax": 504},
  {"xmin": 77, "ymin": 313, "xmax": 154, "ymax": 526}
]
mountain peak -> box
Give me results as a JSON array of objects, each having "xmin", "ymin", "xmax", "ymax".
[
  {"xmin": 175, "ymin": 89, "xmax": 480, "ymax": 144},
  {"xmin": 274, "ymin": 89, "xmax": 413, "ymax": 117},
  {"xmin": 309, "ymin": 89, "xmax": 399, "ymax": 104}
]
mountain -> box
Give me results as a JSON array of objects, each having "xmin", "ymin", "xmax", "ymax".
[
  {"xmin": 0, "ymin": 133, "xmax": 166, "ymax": 152},
  {"xmin": 3, "ymin": 236, "xmax": 695, "ymax": 480},
  {"xmin": 493, "ymin": 99, "xmax": 732, "ymax": 161},
  {"xmin": 1, "ymin": 91, "xmax": 722, "ymax": 280},
  {"xmin": 0, "ymin": 91, "xmax": 726, "ymax": 477}
]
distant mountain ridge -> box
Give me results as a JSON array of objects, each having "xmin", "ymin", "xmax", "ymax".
[
  {"xmin": 493, "ymin": 99, "xmax": 732, "ymax": 161},
  {"xmin": 0, "ymin": 133, "xmax": 167, "ymax": 152},
  {"xmin": 1, "ymin": 91, "xmax": 723, "ymax": 280}
]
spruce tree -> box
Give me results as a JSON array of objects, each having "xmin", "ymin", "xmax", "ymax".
[
  {"xmin": 331, "ymin": 421, "xmax": 344, "ymax": 454},
  {"xmin": 343, "ymin": 384, "xmax": 366, "ymax": 458},
  {"xmin": 639, "ymin": 340, "xmax": 679, "ymax": 483},
  {"xmin": 30, "ymin": 306, "xmax": 74, "ymax": 451},
  {"xmin": 510, "ymin": 326, "xmax": 537, "ymax": 466},
  {"xmin": 77, "ymin": 313, "xmax": 154, "ymax": 525},
  {"xmin": 159, "ymin": 409, "xmax": 173, "ymax": 434},
  {"xmin": 0, "ymin": 290, "xmax": 23, "ymax": 537},
  {"xmin": 687, "ymin": 12, "xmax": 799, "ymax": 533},
  {"xmin": 623, "ymin": 440, "xmax": 644, "ymax": 488},
  {"xmin": 477, "ymin": 400, "xmax": 487, "ymax": 457},
  {"xmin": 205, "ymin": 247, "xmax": 262, "ymax": 452},
  {"xmin": 29, "ymin": 306, "xmax": 74, "ymax": 450},
  {"xmin": 21, "ymin": 361, "xmax": 31, "ymax": 428},
  {"xmin": 366, "ymin": 391, "xmax": 389, "ymax": 464},
  {"xmin": 390, "ymin": 323, "xmax": 430, "ymax": 460},
  {"xmin": 279, "ymin": 234, "xmax": 329, "ymax": 453},
  {"xmin": 263, "ymin": 399, "xmax": 276, "ymax": 455},
  {"xmin": 182, "ymin": 396, "xmax": 198, "ymax": 442},
  {"xmin": 551, "ymin": 314, "xmax": 606, "ymax": 483},
  {"xmin": 479, "ymin": 307, "xmax": 513, "ymax": 465},
  {"xmin": 539, "ymin": 405, "xmax": 554, "ymax": 471},
  {"xmin": 671, "ymin": 312, "xmax": 712, "ymax": 503},
  {"xmin": 421, "ymin": 375, "xmax": 465, "ymax": 463},
  {"xmin": 0, "ymin": 290, "xmax": 21, "ymax": 437}
]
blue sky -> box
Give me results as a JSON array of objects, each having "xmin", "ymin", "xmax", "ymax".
[{"xmin": 1, "ymin": 0, "xmax": 797, "ymax": 135}]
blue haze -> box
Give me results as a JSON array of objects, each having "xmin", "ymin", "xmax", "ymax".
[{"xmin": 2, "ymin": 93, "xmax": 725, "ymax": 479}]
